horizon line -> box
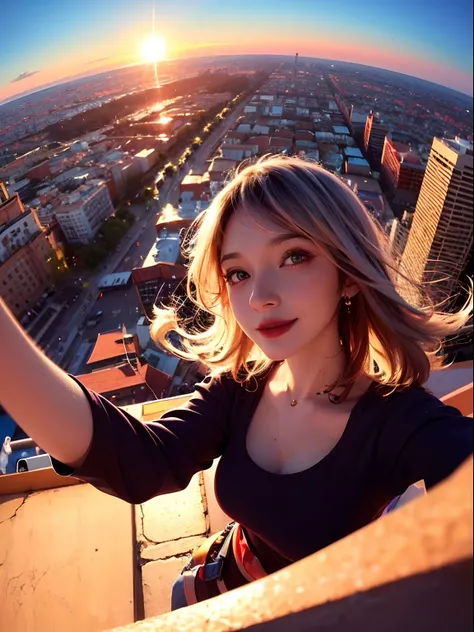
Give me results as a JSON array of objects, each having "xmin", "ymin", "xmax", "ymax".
[{"xmin": 1, "ymin": 52, "xmax": 473, "ymax": 109}]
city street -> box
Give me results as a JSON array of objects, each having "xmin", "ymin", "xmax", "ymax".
[
  {"xmin": 39, "ymin": 96, "xmax": 252, "ymax": 370},
  {"xmin": 191, "ymin": 98, "xmax": 248, "ymax": 173}
]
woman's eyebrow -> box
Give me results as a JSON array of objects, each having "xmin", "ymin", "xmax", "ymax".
[{"xmin": 220, "ymin": 233, "xmax": 311, "ymax": 264}]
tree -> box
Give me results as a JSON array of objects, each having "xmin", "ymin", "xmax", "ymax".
[
  {"xmin": 115, "ymin": 208, "xmax": 135, "ymax": 223},
  {"xmin": 143, "ymin": 186, "xmax": 154, "ymax": 201},
  {"xmin": 192, "ymin": 137, "xmax": 203, "ymax": 150},
  {"xmin": 48, "ymin": 251, "xmax": 69, "ymax": 283},
  {"xmin": 164, "ymin": 162, "xmax": 177, "ymax": 175},
  {"xmin": 73, "ymin": 242, "xmax": 106, "ymax": 269},
  {"xmin": 68, "ymin": 213, "xmax": 134, "ymax": 270}
]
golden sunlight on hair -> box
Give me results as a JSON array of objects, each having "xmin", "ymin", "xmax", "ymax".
[{"xmin": 150, "ymin": 155, "xmax": 472, "ymax": 395}]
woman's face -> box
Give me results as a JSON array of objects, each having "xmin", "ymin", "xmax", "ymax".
[{"xmin": 220, "ymin": 209, "xmax": 345, "ymax": 360}]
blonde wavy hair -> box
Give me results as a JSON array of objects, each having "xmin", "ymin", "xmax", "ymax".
[{"xmin": 151, "ymin": 155, "xmax": 472, "ymax": 395}]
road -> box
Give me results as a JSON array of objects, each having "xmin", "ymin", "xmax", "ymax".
[
  {"xmin": 191, "ymin": 98, "xmax": 248, "ymax": 173},
  {"xmin": 47, "ymin": 173, "xmax": 183, "ymax": 369},
  {"xmin": 44, "ymin": 94, "xmax": 252, "ymax": 371}
]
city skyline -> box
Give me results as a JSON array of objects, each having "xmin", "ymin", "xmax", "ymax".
[{"xmin": 1, "ymin": 0, "xmax": 473, "ymax": 105}]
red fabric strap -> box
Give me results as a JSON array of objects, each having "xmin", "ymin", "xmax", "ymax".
[{"xmin": 232, "ymin": 523, "xmax": 267, "ymax": 582}]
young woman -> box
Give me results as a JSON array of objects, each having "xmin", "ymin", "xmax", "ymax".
[{"xmin": 1, "ymin": 156, "xmax": 472, "ymax": 609}]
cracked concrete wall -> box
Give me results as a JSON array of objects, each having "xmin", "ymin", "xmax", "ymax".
[
  {"xmin": 0, "ymin": 484, "xmax": 135, "ymax": 632},
  {"xmin": 0, "ymin": 461, "xmax": 234, "ymax": 628},
  {"xmin": 134, "ymin": 472, "xmax": 209, "ymax": 618}
]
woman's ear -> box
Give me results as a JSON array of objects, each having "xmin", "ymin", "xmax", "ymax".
[{"xmin": 341, "ymin": 278, "xmax": 360, "ymax": 299}]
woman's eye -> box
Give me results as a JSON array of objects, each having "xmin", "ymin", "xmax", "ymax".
[
  {"xmin": 283, "ymin": 251, "xmax": 310, "ymax": 266},
  {"xmin": 223, "ymin": 251, "xmax": 311, "ymax": 285},
  {"xmin": 224, "ymin": 270, "xmax": 248, "ymax": 285}
]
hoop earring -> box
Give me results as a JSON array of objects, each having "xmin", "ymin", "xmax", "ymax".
[{"xmin": 344, "ymin": 295, "xmax": 352, "ymax": 315}]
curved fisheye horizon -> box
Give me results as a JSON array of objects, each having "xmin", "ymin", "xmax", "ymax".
[
  {"xmin": 0, "ymin": 0, "xmax": 473, "ymax": 628},
  {"xmin": 1, "ymin": 52, "xmax": 472, "ymax": 109},
  {"xmin": 1, "ymin": 0, "xmax": 473, "ymax": 106}
]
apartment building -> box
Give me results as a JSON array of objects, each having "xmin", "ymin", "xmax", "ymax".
[
  {"xmin": 381, "ymin": 137, "xmax": 426, "ymax": 204},
  {"xmin": 131, "ymin": 262, "xmax": 186, "ymax": 321},
  {"xmin": 0, "ymin": 183, "xmax": 53, "ymax": 318},
  {"xmin": 400, "ymin": 137, "xmax": 473, "ymax": 303},
  {"xmin": 54, "ymin": 183, "xmax": 114, "ymax": 245}
]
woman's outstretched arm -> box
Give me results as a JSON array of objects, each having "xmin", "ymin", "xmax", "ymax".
[
  {"xmin": 0, "ymin": 297, "xmax": 93, "ymax": 468},
  {"xmin": 0, "ymin": 297, "xmax": 235, "ymax": 503}
]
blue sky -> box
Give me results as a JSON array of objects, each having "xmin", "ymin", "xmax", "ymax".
[{"xmin": 1, "ymin": 0, "xmax": 473, "ymax": 101}]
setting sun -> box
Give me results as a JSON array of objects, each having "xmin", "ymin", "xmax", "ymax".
[{"xmin": 140, "ymin": 35, "xmax": 166, "ymax": 63}]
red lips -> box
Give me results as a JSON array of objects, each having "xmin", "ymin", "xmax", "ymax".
[
  {"xmin": 257, "ymin": 319, "xmax": 297, "ymax": 331},
  {"xmin": 257, "ymin": 319, "xmax": 298, "ymax": 339}
]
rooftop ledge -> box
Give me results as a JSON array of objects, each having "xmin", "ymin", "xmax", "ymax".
[
  {"xmin": 0, "ymin": 373, "xmax": 472, "ymax": 631},
  {"xmin": 110, "ymin": 455, "xmax": 473, "ymax": 632}
]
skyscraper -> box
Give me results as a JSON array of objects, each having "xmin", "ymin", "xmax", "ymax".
[
  {"xmin": 364, "ymin": 111, "xmax": 388, "ymax": 171},
  {"xmin": 400, "ymin": 137, "xmax": 473, "ymax": 305}
]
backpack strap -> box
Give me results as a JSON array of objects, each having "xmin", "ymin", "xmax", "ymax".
[
  {"xmin": 182, "ymin": 565, "xmax": 200, "ymax": 606},
  {"xmin": 191, "ymin": 526, "xmax": 229, "ymax": 567}
]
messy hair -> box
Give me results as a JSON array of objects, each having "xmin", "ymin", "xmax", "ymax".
[{"xmin": 150, "ymin": 155, "xmax": 472, "ymax": 395}]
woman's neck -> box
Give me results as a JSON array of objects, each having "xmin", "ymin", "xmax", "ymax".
[{"xmin": 274, "ymin": 331, "xmax": 347, "ymax": 400}]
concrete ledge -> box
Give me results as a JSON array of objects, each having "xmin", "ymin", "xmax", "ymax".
[
  {"xmin": 1, "ymin": 484, "xmax": 135, "ymax": 632},
  {"xmin": 136, "ymin": 474, "xmax": 207, "ymax": 546},
  {"xmin": 440, "ymin": 382, "xmax": 473, "ymax": 416},
  {"xmin": 109, "ymin": 456, "xmax": 473, "ymax": 632},
  {"xmin": 0, "ymin": 466, "xmax": 82, "ymax": 495},
  {"xmin": 134, "ymin": 473, "xmax": 209, "ymax": 618}
]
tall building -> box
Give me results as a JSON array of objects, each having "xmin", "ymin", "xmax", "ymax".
[
  {"xmin": 349, "ymin": 106, "xmax": 367, "ymax": 145},
  {"xmin": 388, "ymin": 210, "xmax": 414, "ymax": 261},
  {"xmin": 0, "ymin": 183, "xmax": 54, "ymax": 318},
  {"xmin": 400, "ymin": 137, "xmax": 473, "ymax": 304},
  {"xmin": 381, "ymin": 138, "xmax": 426, "ymax": 205},
  {"xmin": 364, "ymin": 112, "xmax": 388, "ymax": 170}
]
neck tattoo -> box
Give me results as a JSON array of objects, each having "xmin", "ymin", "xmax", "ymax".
[{"xmin": 287, "ymin": 341, "xmax": 345, "ymax": 406}]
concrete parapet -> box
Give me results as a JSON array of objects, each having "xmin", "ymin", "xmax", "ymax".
[{"xmin": 109, "ymin": 456, "xmax": 473, "ymax": 632}]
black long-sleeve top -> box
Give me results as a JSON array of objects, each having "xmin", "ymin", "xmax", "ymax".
[{"xmin": 52, "ymin": 369, "xmax": 473, "ymax": 574}]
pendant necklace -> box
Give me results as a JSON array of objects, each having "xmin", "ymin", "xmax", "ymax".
[{"xmin": 289, "ymin": 386, "xmax": 332, "ymax": 407}]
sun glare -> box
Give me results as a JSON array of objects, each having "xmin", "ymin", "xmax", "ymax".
[{"xmin": 141, "ymin": 35, "xmax": 166, "ymax": 63}]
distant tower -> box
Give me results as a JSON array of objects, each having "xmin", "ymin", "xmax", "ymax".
[
  {"xmin": 294, "ymin": 53, "xmax": 299, "ymax": 79},
  {"xmin": 364, "ymin": 111, "xmax": 388, "ymax": 170}
]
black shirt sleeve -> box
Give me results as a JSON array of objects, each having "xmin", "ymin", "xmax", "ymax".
[
  {"xmin": 51, "ymin": 372, "xmax": 235, "ymax": 504},
  {"xmin": 377, "ymin": 389, "xmax": 473, "ymax": 494}
]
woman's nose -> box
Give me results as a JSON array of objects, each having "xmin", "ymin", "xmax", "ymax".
[{"xmin": 248, "ymin": 274, "xmax": 281, "ymax": 311}]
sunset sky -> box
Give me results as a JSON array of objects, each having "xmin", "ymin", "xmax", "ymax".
[{"xmin": 1, "ymin": 0, "xmax": 473, "ymax": 104}]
